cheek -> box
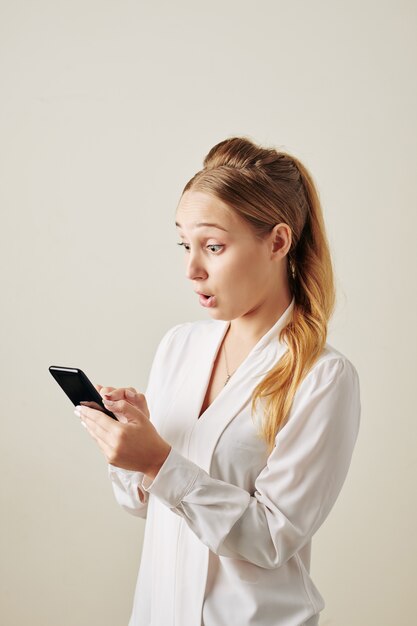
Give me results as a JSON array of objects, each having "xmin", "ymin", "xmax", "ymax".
[
  {"xmin": 218, "ymin": 257, "xmax": 248, "ymax": 286},
  {"xmin": 220, "ymin": 254, "xmax": 263, "ymax": 295},
  {"xmin": 230, "ymin": 253, "xmax": 264, "ymax": 282}
]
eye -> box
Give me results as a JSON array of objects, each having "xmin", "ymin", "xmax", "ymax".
[
  {"xmin": 176, "ymin": 243, "xmax": 223, "ymax": 254},
  {"xmin": 207, "ymin": 244, "xmax": 223, "ymax": 253},
  {"xmin": 177, "ymin": 242, "xmax": 190, "ymax": 252}
]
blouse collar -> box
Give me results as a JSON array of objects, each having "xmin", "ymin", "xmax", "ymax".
[{"xmin": 252, "ymin": 294, "xmax": 295, "ymax": 354}]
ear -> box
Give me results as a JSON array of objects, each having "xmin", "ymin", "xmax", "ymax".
[{"xmin": 270, "ymin": 223, "xmax": 292, "ymax": 259}]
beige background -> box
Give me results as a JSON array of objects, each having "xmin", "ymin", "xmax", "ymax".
[{"xmin": 1, "ymin": 1, "xmax": 416, "ymax": 625}]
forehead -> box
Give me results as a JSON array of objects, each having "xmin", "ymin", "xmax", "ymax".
[{"xmin": 175, "ymin": 190, "xmax": 244, "ymax": 232}]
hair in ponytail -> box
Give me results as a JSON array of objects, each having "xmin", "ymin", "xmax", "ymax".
[{"xmin": 182, "ymin": 137, "xmax": 336, "ymax": 453}]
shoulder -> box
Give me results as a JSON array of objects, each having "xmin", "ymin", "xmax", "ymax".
[
  {"xmin": 284, "ymin": 342, "xmax": 361, "ymax": 440},
  {"xmin": 313, "ymin": 342, "xmax": 359, "ymax": 376},
  {"xmin": 297, "ymin": 342, "xmax": 361, "ymax": 398}
]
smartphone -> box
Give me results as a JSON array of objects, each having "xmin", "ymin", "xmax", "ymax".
[{"xmin": 49, "ymin": 366, "xmax": 118, "ymax": 420}]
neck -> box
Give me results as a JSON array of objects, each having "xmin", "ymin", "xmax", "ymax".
[{"xmin": 227, "ymin": 291, "xmax": 293, "ymax": 347}]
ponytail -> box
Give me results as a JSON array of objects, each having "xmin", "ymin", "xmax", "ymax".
[{"xmin": 183, "ymin": 137, "xmax": 336, "ymax": 452}]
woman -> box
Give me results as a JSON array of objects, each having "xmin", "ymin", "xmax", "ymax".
[{"xmin": 75, "ymin": 137, "xmax": 361, "ymax": 626}]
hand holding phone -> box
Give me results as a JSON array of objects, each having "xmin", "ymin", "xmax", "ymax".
[
  {"xmin": 50, "ymin": 367, "xmax": 170, "ymax": 473},
  {"xmin": 49, "ymin": 366, "xmax": 118, "ymax": 420}
]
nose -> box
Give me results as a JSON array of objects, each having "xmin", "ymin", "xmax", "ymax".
[{"xmin": 185, "ymin": 248, "xmax": 208, "ymax": 281}]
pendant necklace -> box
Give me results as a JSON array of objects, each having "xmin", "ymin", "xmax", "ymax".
[{"xmin": 223, "ymin": 339, "xmax": 237, "ymax": 386}]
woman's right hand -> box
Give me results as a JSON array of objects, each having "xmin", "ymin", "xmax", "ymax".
[{"xmin": 94, "ymin": 384, "xmax": 150, "ymax": 424}]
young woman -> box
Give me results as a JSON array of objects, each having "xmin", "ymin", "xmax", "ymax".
[{"xmin": 76, "ymin": 137, "xmax": 361, "ymax": 626}]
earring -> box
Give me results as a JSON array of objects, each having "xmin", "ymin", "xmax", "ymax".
[{"xmin": 289, "ymin": 257, "xmax": 296, "ymax": 280}]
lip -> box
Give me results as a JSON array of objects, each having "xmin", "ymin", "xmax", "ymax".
[{"xmin": 194, "ymin": 290, "xmax": 217, "ymax": 308}]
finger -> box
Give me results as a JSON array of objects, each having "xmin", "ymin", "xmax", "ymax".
[
  {"xmin": 100, "ymin": 387, "xmax": 125, "ymax": 401},
  {"xmin": 82, "ymin": 419, "xmax": 116, "ymax": 460},
  {"xmin": 76, "ymin": 405, "xmax": 116, "ymax": 433},
  {"xmin": 95, "ymin": 384, "xmax": 102, "ymax": 392},
  {"xmin": 124, "ymin": 387, "xmax": 138, "ymax": 400},
  {"xmin": 102, "ymin": 398, "xmax": 143, "ymax": 423},
  {"xmin": 82, "ymin": 412, "xmax": 115, "ymax": 445},
  {"xmin": 124, "ymin": 389, "xmax": 149, "ymax": 416},
  {"xmin": 98, "ymin": 387, "xmax": 143, "ymax": 411},
  {"xmin": 99, "ymin": 386, "xmax": 116, "ymax": 398}
]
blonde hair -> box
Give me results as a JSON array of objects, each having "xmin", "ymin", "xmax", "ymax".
[{"xmin": 182, "ymin": 137, "xmax": 336, "ymax": 453}]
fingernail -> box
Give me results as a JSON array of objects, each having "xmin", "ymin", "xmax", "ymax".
[
  {"xmin": 81, "ymin": 421, "xmax": 87, "ymax": 429},
  {"xmin": 74, "ymin": 407, "xmax": 82, "ymax": 417},
  {"xmin": 103, "ymin": 399, "xmax": 114, "ymax": 405},
  {"xmin": 126, "ymin": 390, "xmax": 136, "ymax": 398}
]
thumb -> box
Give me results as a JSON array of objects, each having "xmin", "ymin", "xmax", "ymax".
[
  {"xmin": 124, "ymin": 407, "xmax": 149, "ymax": 425},
  {"xmin": 125, "ymin": 391, "xmax": 150, "ymax": 420}
]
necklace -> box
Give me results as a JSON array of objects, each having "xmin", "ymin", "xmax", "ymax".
[{"xmin": 223, "ymin": 339, "xmax": 238, "ymax": 386}]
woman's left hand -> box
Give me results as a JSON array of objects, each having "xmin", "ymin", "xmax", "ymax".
[{"xmin": 75, "ymin": 396, "xmax": 171, "ymax": 479}]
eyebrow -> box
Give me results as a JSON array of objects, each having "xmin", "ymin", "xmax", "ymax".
[{"xmin": 175, "ymin": 221, "xmax": 229, "ymax": 232}]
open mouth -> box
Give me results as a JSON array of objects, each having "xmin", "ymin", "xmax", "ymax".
[{"xmin": 197, "ymin": 292, "xmax": 216, "ymax": 307}]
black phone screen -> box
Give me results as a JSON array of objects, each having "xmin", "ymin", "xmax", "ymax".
[{"xmin": 49, "ymin": 366, "xmax": 118, "ymax": 420}]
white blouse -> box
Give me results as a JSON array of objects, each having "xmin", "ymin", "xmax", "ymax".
[{"xmin": 108, "ymin": 297, "xmax": 361, "ymax": 626}]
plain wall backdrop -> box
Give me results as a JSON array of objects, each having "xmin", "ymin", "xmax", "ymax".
[{"xmin": 1, "ymin": 1, "xmax": 416, "ymax": 624}]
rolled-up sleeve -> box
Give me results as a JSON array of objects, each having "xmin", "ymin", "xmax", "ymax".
[{"xmin": 142, "ymin": 357, "xmax": 361, "ymax": 568}]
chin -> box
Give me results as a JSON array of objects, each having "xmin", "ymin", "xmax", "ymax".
[
  {"xmin": 205, "ymin": 310, "xmax": 225, "ymax": 321},
  {"xmin": 207, "ymin": 305, "xmax": 240, "ymax": 323},
  {"xmin": 203, "ymin": 305, "xmax": 228, "ymax": 321}
]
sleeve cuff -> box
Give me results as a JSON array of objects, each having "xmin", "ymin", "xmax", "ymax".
[
  {"xmin": 141, "ymin": 447, "xmax": 201, "ymax": 508},
  {"xmin": 108, "ymin": 464, "xmax": 149, "ymax": 505},
  {"xmin": 107, "ymin": 463, "xmax": 143, "ymax": 481}
]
